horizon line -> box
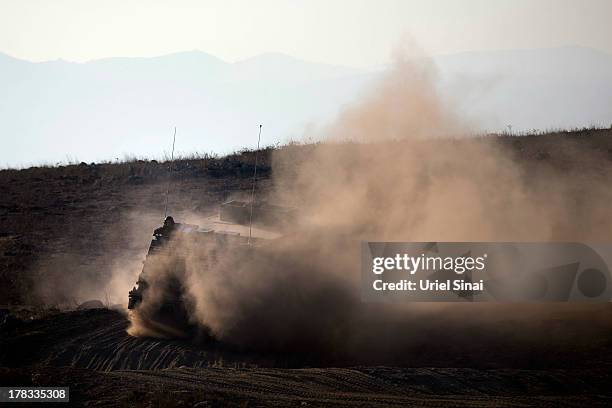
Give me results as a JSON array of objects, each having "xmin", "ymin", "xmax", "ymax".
[{"xmin": 1, "ymin": 44, "xmax": 610, "ymax": 68}]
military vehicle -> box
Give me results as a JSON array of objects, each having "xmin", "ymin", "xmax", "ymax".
[{"xmin": 127, "ymin": 200, "xmax": 294, "ymax": 336}]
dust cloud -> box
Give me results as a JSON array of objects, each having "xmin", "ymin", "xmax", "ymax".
[
  {"xmin": 30, "ymin": 209, "xmax": 161, "ymax": 309},
  {"xmin": 127, "ymin": 46, "xmax": 612, "ymax": 363}
]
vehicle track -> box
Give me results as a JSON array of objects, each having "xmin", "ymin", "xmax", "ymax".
[{"xmin": 2, "ymin": 309, "xmax": 612, "ymax": 406}]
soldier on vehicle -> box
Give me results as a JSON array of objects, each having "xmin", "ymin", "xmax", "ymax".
[{"xmin": 154, "ymin": 216, "xmax": 177, "ymax": 237}]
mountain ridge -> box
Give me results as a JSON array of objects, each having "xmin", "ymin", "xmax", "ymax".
[{"xmin": 1, "ymin": 46, "xmax": 611, "ymax": 167}]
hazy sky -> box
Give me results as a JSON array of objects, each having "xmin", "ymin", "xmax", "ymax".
[{"xmin": 1, "ymin": 0, "xmax": 611, "ymax": 67}]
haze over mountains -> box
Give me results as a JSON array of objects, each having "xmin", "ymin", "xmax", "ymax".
[{"xmin": 1, "ymin": 46, "xmax": 611, "ymax": 167}]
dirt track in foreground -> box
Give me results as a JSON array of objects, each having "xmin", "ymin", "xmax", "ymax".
[
  {"xmin": 3, "ymin": 307, "xmax": 612, "ymax": 370},
  {"xmin": 1, "ymin": 309, "xmax": 612, "ymax": 406},
  {"xmin": 3, "ymin": 365, "xmax": 612, "ymax": 407}
]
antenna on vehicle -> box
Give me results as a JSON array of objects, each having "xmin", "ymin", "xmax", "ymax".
[
  {"xmin": 163, "ymin": 127, "xmax": 177, "ymax": 219},
  {"xmin": 248, "ymin": 124, "xmax": 262, "ymax": 245}
]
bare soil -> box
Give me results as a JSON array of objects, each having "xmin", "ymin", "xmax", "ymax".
[
  {"xmin": 1, "ymin": 309, "xmax": 612, "ymax": 407},
  {"xmin": 2, "ymin": 130, "xmax": 612, "ymax": 406}
]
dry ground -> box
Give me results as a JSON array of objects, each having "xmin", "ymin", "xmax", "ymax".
[
  {"xmin": 2, "ymin": 129, "xmax": 612, "ymax": 406},
  {"xmin": 1, "ymin": 309, "xmax": 612, "ymax": 407}
]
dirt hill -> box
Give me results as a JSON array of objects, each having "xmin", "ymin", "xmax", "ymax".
[
  {"xmin": 2, "ymin": 128, "xmax": 612, "ymax": 306},
  {"xmin": 2, "ymin": 129, "xmax": 612, "ymax": 406}
]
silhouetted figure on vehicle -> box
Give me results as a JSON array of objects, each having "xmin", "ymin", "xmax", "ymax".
[{"xmin": 154, "ymin": 216, "xmax": 176, "ymax": 237}]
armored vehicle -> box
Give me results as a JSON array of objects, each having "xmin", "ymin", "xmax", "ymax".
[{"xmin": 127, "ymin": 200, "xmax": 294, "ymax": 336}]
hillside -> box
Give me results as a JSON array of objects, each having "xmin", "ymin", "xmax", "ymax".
[
  {"xmin": 2, "ymin": 129, "xmax": 612, "ymax": 406},
  {"xmin": 2, "ymin": 128, "xmax": 612, "ymax": 306},
  {"xmin": 0, "ymin": 148, "xmax": 275, "ymax": 305}
]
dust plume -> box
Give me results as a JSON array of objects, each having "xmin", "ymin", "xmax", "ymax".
[
  {"xmin": 30, "ymin": 209, "xmax": 161, "ymax": 309},
  {"xmin": 324, "ymin": 44, "xmax": 467, "ymax": 142},
  {"xmin": 129, "ymin": 46, "xmax": 612, "ymax": 364}
]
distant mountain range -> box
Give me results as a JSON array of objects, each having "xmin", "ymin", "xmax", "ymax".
[
  {"xmin": 433, "ymin": 46, "xmax": 612, "ymax": 133},
  {"xmin": 1, "ymin": 46, "xmax": 611, "ymax": 167}
]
